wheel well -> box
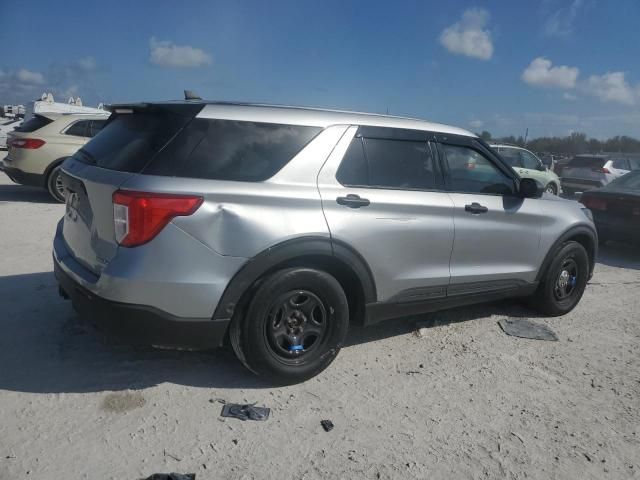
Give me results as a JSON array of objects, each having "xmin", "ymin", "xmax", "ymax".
[
  {"xmin": 567, "ymin": 233, "xmax": 596, "ymax": 274},
  {"xmin": 237, "ymin": 255, "xmax": 368, "ymax": 326},
  {"xmin": 44, "ymin": 157, "xmax": 67, "ymax": 183}
]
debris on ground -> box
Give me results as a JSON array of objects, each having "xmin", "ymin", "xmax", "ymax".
[
  {"xmin": 142, "ymin": 473, "xmax": 195, "ymax": 480},
  {"xmin": 321, "ymin": 420, "xmax": 334, "ymax": 432},
  {"xmin": 220, "ymin": 403, "xmax": 270, "ymax": 421},
  {"xmin": 498, "ymin": 319, "xmax": 559, "ymax": 341},
  {"xmin": 163, "ymin": 449, "xmax": 182, "ymax": 462}
]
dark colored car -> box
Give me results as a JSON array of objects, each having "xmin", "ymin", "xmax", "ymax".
[{"xmin": 580, "ymin": 171, "xmax": 640, "ymax": 245}]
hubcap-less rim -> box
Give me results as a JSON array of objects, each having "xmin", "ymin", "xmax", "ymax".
[
  {"xmin": 265, "ymin": 290, "xmax": 328, "ymax": 359},
  {"xmin": 55, "ymin": 173, "xmax": 65, "ymax": 198},
  {"xmin": 546, "ymin": 185, "xmax": 555, "ymax": 194},
  {"xmin": 554, "ymin": 258, "xmax": 578, "ymax": 300}
]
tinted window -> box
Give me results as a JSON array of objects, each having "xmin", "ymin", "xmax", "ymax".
[
  {"xmin": 14, "ymin": 115, "xmax": 53, "ymax": 133},
  {"xmin": 611, "ymin": 171, "xmax": 640, "ymax": 189},
  {"xmin": 520, "ymin": 151, "xmax": 540, "ymax": 169},
  {"xmin": 89, "ymin": 120, "xmax": 107, "ymax": 137},
  {"xmin": 442, "ymin": 144, "xmax": 514, "ymax": 195},
  {"xmin": 612, "ymin": 158, "xmax": 630, "ymax": 170},
  {"xmin": 629, "ymin": 158, "xmax": 640, "ymax": 170},
  {"xmin": 146, "ymin": 119, "xmax": 321, "ymax": 182},
  {"xmin": 497, "ymin": 147, "xmax": 522, "ymax": 167},
  {"xmin": 337, "ymin": 137, "xmax": 437, "ymax": 190},
  {"xmin": 336, "ymin": 137, "xmax": 368, "ymax": 186},
  {"xmin": 65, "ymin": 120, "xmax": 91, "ymax": 137},
  {"xmin": 364, "ymin": 138, "xmax": 436, "ymax": 190},
  {"xmin": 76, "ymin": 111, "xmax": 191, "ymax": 172},
  {"xmin": 568, "ymin": 156, "xmax": 606, "ymax": 168}
]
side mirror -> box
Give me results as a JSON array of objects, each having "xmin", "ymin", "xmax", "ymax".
[{"xmin": 519, "ymin": 178, "xmax": 543, "ymax": 198}]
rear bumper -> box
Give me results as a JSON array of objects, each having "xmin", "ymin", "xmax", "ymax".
[
  {"xmin": 594, "ymin": 215, "xmax": 640, "ymax": 243},
  {"xmin": 561, "ymin": 178, "xmax": 605, "ymax": 192},
  {"xmin": 0, "ymin": 160, "xmax": 45, "ymax": 187},
  {"xmin": 54, "ymin": 255, "xmax": 230, "ymax": 349}
]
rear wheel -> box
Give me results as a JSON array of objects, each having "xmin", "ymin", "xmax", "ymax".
[
  {"xmin": 545, "ymin": 183, "xmax": 558, "ymax": 195},
  {"xmin": 46, "ymin": 165, "xmax": 66, "ymax": 203},
  {"xmin": 532, "ymin": 241, "xmax": 589, "ymax": 316},
  {"xmin": 229, "ymin": 267, "xmax": 349, "ymax": 384}
]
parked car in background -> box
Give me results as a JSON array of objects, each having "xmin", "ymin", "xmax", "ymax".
[
  {"xmin": 53, "ymin": 101, "xmax": 596, "ymax": 383},
  {"xmin": 490, "ymin": 144, "xmax": 561, "ymax": 194},
  {"xmin": 580, "ymin": 170, "xmax": 640, "ymax": 246},
  {"xmin": 0, "ymin": 117, "xmax": 23, "ymax": 150},
  {"xmin": 560, "ymin": 155, "xmax": 639, "ymax": 196},
  {"xmin": 0, "ymin": 112, "xmax": 108, "ymax": 201}
]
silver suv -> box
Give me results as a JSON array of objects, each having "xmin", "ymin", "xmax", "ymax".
[{"xmin": 53, "ymin": 102, "xmax": 597, "ymax": 383}]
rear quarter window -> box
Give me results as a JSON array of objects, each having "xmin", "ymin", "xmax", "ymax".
[{"xmin": 145, "ymin": 119, "xmax": 322, "ymax": 182}]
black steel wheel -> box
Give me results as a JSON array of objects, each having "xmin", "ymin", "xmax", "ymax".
[{"xmin": 229, "ymin": 267, "xmax": 349, "ymax": 384}]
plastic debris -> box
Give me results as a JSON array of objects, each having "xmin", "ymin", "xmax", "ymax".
[
  {"xmin": 220, "ymin": 403, "xmax": 270, "ymax": 421},
  {"xmin": 321, "ymin": 419, "xmax": 334, "ymax": 432},
  {"xmin": 142, "ymin": 474, "xmax": 195, "ymax": 480},
  {"xmin": 498, "ymin": 319, "xmax": 558, "ymax": 341}
]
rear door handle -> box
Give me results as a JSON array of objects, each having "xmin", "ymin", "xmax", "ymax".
[
  {"xmin": 337, "ymin": 194, "xmax": 370, "ymax": 208},
  {"xmin": 465, "ymin": 202, "xmax": 488, "ymax": 214}
]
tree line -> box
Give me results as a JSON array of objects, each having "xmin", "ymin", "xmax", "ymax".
[{"xmin": 478, "ymin": 131, "xmax": 640, "ymax": 155}]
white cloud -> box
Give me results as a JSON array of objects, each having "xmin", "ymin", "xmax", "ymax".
[
  {"xmin": 77, "ymin": 56, "xmax": 97, "ymax": 71},
  {"xmin": 584, "ymin": 72, "xmax": 637, "ymax": 105},
  {"xmin": 149, "ymin": 37, "xmax": 212, "ymax": 68},
  {"xmin": 521, "ymin": 57, "xmax": 579, "ymax": 89},
  {"xmin": 563, "ymin": 92, "xmax": 577, "ymax": 101},
  {"xmin": 15, "ymin": 68, "xmax": 45, "ymax": 85},
  {"xmin": 469, "ymin": 119, "xmax": 484, "ymax": 128},
  {"xmin": 439, "ymin": 8, "xmax": 493, "ymax": 60},
  {"xmin": 543, "ymin": 0, "xmax": 585, "ymax": 37}
]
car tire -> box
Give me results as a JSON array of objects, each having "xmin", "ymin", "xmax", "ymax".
[
  {"xmin": 229, "ymin": 267, "xmax": 349, "ymax": 384},
  {"xmin": 532, "ymin": 241, "xmax": 589, "ymax": 317},
  {"xmin": 46, "ymin": 165, "xmax": 66, "ymax": 203},
  {"xmin": 545, "ymin": 183, "xmax": 558, "ymax": 195}
]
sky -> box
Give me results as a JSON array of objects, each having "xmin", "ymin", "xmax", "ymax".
[{"xmin": 1, "ymin": 0, "xmax": 639, "ymax": 139}]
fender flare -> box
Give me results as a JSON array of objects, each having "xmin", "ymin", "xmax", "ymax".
[
  {"xmin": 212, "ymin": 236, "xmax": 377, "ymax": 321},
  {"xmin": 536, "ymin": 224, "xmax": 598, "ymax": 282}
]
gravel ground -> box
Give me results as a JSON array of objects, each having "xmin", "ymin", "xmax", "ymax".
[{"xmin": 0, "ymin": 173, "xmax": 639, "ymax": 480}]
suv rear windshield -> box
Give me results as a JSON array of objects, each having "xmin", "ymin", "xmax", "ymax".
[
  {"xmin": 14, "ymin": 115, "xmax": 53, "ymax": 133},
  {"xmin": 75, "ymin": 111, "xmax": 192, "ymax": 172},
  {"xmin": 567, "ymin": 156, "xmax": 607, "ymax": 169}
]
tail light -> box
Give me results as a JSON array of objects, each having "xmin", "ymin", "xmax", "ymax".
[
  {"xmin": 112, "ymin": 190, "xmax": 203, "ymax": 247},
  {"xmin": 581, "ymin": 195, "xmax": 607, "ymax": 211},
  {"xmin": 10, "ymin": 138, "xmax": 46, "ymax": 149}
]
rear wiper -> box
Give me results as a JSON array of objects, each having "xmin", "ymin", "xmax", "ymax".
[{"xmin": 76, "ymin": 148, "xmax": 96, "ymax": 165}]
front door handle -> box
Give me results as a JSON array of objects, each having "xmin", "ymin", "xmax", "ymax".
[
  {"xmin": 465, "ymin": 202, "xmax": 488, "ymax": 214},
  {"xmin": 337, "ymin": 194, "xmax": 370, "ymax": 208}
]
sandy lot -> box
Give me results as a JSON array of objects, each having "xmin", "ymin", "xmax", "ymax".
[{"xmin": 0, "ymin": 173, "xmax": 639, "ymax": 480}]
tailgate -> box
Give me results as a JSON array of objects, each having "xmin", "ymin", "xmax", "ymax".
[{"xmin": 60, "ymin": 158, "xmax": 133, "ymax": 275}]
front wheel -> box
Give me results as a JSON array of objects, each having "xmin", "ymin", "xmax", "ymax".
[
  {"xmin": 46, "ymin": 165, "xmax": 66, "ymax": 203},
  {"xmin": 532, "ymin": 241, "xmax": 589, "ymax": 316},
  {"xmin": 229, "ymin": 267, "xmax": 349, "ymax": 384},
  {"xmin": 545, "ymin": 183, "xmax": 558, "ymax": 195}
]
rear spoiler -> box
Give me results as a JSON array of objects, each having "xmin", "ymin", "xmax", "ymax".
[{"xmin": 105, "ymin": 102, "xmax": 204, "ymax": 117}]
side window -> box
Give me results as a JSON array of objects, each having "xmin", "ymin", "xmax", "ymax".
[
  {"xmin": 65, "ymin": 120, "xmax": 91, "ymax": 137},
  {"xmin": 520, "ymin": 151, "xmax": 540, "ymax": 170},
  {"xmin": 441, "ymin": 144, "xmax": 515, "ymax": 195},
  {"xmin": 629, "ymin": 158, "xmax": 640, "ymax": 170},
  {"xmin": 145, "ymin": 119, "xmax": 322, "ymax": 182},
  {"xmin": 612, "ymin": 158, "xmax": 630, "ymax": 170},
  {"xmin": 363, "ymin": 138, "xmax": 437, "ymax": 190},
  {"xmin": 497, "ymin": 147, "xmax": 522, "ymax": 168},
  {"xmin": 336, "ymin": 137, "xmax": 368, "ymax": 186},
  {"xmin": 89, "ymin": 120, "xmax": 107, "ymax": 137}
]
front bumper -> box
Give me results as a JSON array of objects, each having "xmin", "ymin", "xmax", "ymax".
[{"xmin": 0, "ymin": 159, "xmax": 45, "ymax": 187}]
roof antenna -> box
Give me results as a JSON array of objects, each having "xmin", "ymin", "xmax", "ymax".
[{"xmin": 184, "ymin": 90, "xmax": 202, "ymax": 101}]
